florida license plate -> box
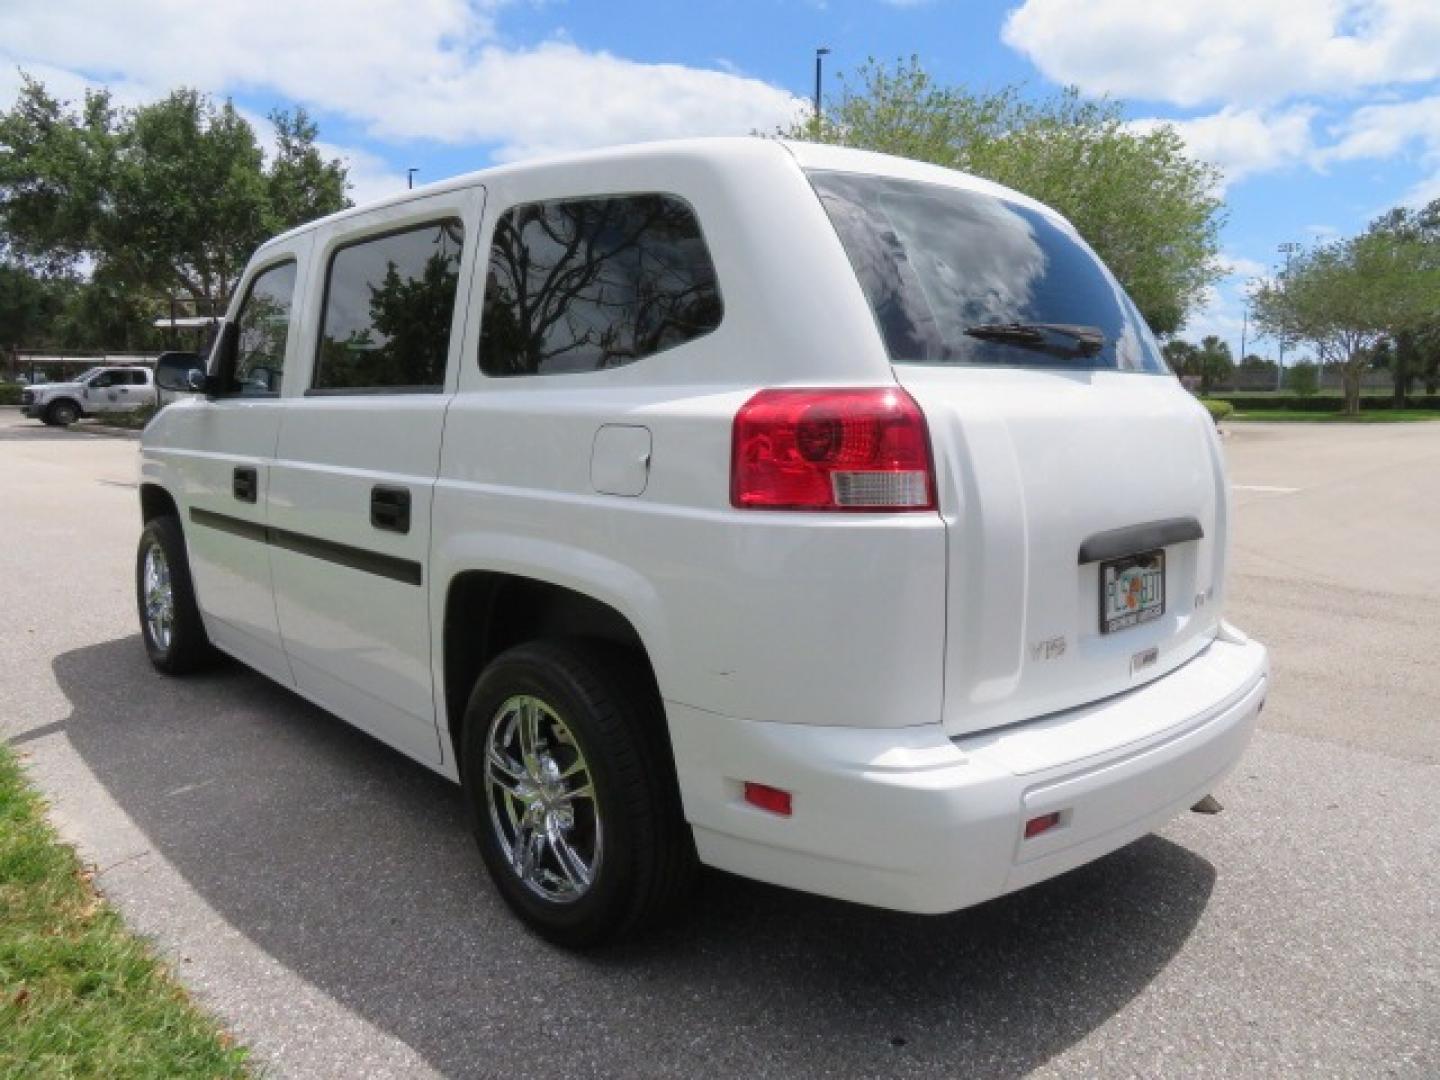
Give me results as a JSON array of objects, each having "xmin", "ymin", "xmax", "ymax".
[{"xmin": 1100, "ymin": 550, "xmax": 1165, "ymax": 634}]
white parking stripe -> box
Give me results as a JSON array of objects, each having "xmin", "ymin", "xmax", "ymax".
[{"xmin": 1232, "ymin": 484, "xmax": 1301, "ymax": 493}]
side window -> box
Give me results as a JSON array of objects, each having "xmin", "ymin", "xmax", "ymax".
[
  {"xmin": 128, "ymin": 369, "xmax": 148, "ymax": 386},
  {"xmin": 231, "ymin": 261, "xmax": 297, "ymax": 396},
  {"xmin": 479, "ymin": 193, "xmax": 722, "ymax": 377},
  {"xmin": 313, "ymin": 220, "xmax": 465, "ymax": 392},
  {"xmin": 91, "ymin": 371, "xmax": 115, "ymax": 388}
]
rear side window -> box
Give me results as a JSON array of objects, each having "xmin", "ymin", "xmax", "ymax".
[
  {"xmin": 127, "ymin": 369, "xmax": 148, "ymax": 386},
  {"xmin": 809, "ymin": 170, "xmax": 1167, "ymax": 373},
  {"xmin": 479, "ymin": 194, "xmax": 722, "ymax": 376},
  {"xmin": 231, "ymin": 260, "xmax": 297, "ymax": 396},
  {"xmin": 313, "ymin": 220, "xmax": 465, "ymax": 393}
]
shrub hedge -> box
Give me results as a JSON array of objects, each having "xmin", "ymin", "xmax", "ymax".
[
  {"xmin": 1201, "ymin": 399, "xmax": 1234, "ymax": 423},
  {"xmin": 1213, "ymin": 394, "xmax": 1440, "ymax": 412}
]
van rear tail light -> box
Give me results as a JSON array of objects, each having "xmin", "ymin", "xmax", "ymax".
[{"xmin": 731, "ymin": 388, "xmax": 936, "ymax": 511}]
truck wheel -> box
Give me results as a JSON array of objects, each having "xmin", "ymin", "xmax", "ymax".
[
  {"xmin": 462, "ymin": 639, "xmax": 696, "ymax": 948},
  {"xmin": 136, "ymin": 515, "xmax": 215, "ymax": 675},
  {"xmin": 45, "ymin": 399, "xmax": 80, "ymax": 427}
]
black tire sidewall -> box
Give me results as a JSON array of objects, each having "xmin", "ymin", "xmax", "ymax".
[
  {"xmin": 47, "ymin": 401, "xmax": 79, "ymax": 426},
  {"xmin": 136, "ymin": 515, "xmax": 211, "ymax": 675},
  {"xmin": 462, "ymin": 643, "xmax": 656, "ymax": 947}
]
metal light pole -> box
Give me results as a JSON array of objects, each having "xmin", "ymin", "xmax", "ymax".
[
  {"xmin": 814, "ymin": 47, "xmax": 831, "ymax": 130},
  {"xmin": 407, "ymin": 168, "xmax": 419, "ymax": 190},
  {"xmin": 1276, "ymin": 242, "xmax": 1301, "ymax": 390}
]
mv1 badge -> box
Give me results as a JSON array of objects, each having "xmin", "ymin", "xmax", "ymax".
[
  {"xmin": 1030, "ymin": 635, "xmax": 1067, "ymax": 662},
  {"xmin": 1132, "ymin": 646, "xmax": 1160, "ymax": 674}
]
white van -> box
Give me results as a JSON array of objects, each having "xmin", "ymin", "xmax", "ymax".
[{"xmin": 138, "ymin": 138, "xmax": 1267, "ymax": 946}]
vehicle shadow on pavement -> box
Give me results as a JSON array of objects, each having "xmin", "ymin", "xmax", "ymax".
[{"xmin": 51, "ymin": 636, "xmax": 1216, "ymax": 1078}]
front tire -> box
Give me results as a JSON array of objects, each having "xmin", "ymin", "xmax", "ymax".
[
  {"xmin": 136, "ymin": 515, "xmax": 215, "ymax": 675},
  {"xmin": 44, "ymin": 399, "xmax": 81, "ymax": 427},
  {"xmin": 462, "ymin": 639, "xmax": 696, "ymax": 947}
]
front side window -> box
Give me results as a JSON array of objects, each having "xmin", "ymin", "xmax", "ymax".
[
  {"xmin": 479, "ymin": 194, "xmax": 722, "ymax": 377},
  {"xmin": 231, "ymin": 260, "xmax": 297, "ymax": 395},
  {"xmin": 313, "ymin": 220, "xmax": 465, "ymax": 392},
  {"xmin": 809, "ymin": 170, "xmax": 1168, "ymax": 373}
]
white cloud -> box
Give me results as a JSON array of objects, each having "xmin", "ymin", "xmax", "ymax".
[
  {"xmin": 1320, "ymin": 94, "xmax": 1440, "ymax": 163},
  {"xmin": 1004, "ymin": 0, "xmax": 1440, "ymax": 108},
  {"xmin": 1132, "ymin": 106, "xmax": 1316, "ymax": 186},
  {"xmin": 321, "ymin": 143, "xmax": 414, "ymax": 205},
  {"xmin": 0, "ymin": 0, "xmax": 805, "ymax": 162},
  {"xmin": 1319, "ymin": 94, "xmax": 1440, "ymax": 209},
  {"xmin": 1220, "ymin": 253, "xmax": 1268, "ymax": 279},
  {"xmin": 1399, "ymin": 172, "xmax": 1440, "ymax": 208}
]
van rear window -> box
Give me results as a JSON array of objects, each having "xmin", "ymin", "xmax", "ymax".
[
  {"xmin": 808, "ymin": 170, "xmax": 1168, "ymax": 373},
  {"xmin": 478, "ymin": 194, "xmax": 722, "ymax": 377}
]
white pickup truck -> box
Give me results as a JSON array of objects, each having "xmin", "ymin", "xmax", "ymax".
[
  {"xmin": 136, "ymin": 139, "xmax": 1268, "ymax": 947},
  {"xmin": 22, "ymin": 364, "xmax": 159, "ymax": 426}
]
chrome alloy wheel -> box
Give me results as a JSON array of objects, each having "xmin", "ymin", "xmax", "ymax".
[
  {"xmin": 142, "ymin": 541, "xmax": 175, "ymax": 651},
  {"xmin": 484, "ymin": 694, "xmax": 601, "ymax": 903}
]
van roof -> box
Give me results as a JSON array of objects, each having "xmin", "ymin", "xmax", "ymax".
[{"xmin": 259, "ymin": 136, "xmax": 1066, "ymax": 252}]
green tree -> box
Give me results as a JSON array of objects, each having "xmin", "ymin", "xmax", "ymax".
[
  {"xmin": 784, "ymin": 57, "xmax": 1225, "ymax": 335},
  {"xmin": 1162, "ymin": 338, "xmax": 1198, "ymax": 377},
  {"xmin": 0, "ymin": 75, "xmax": 350, "ymax": 344},
  {"xmin": 1285, "ymin": 362, "xmax": 1319, "ymax": 396},
  {"xmin": 0, "ymin": 261, "xmax": 72, "ymax": 352},
  {"xmin": 1366, "ymin": 200, "xmax": 1440, "ymax": 402},
  {"xmin": 1253, "ymin": 228, "xmax": 1439, "ymax": 415},
  {"xmin": 1193, "ymin": 335, "xmax": 1235, "ymax": 393},
  {"xmin": 1162, "ymin": 336, "xmax": 1232, "ymax": 391}
]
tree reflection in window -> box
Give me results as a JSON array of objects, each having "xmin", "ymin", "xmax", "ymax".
[
  {"xmin": 479, "ymin": 194, "xmax": 722, "ymax": 376},
  {"xmin": 233, "ymin": 261, "xmax": 296, "ymax": 395},
  {"xmin": 315, "ymin": 220, "xmax": 464, "ymax": 391}
]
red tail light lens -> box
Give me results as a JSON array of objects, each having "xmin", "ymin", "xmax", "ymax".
[{"xmin": 731, "ymin": 387, "xmax": 936, "ymax": 511}]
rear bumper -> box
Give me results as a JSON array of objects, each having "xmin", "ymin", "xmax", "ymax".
[{"xmin": 668, "ymin": 628, "xmax": 1267, "ymax": 914}]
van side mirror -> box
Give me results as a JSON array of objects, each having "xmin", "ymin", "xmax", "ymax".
[{"xmin": 155, "ymin": 351, "xmax": 204, "ymax": 393}]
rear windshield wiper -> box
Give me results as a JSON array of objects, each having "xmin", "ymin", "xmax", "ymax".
[{"xmin": 963, "ymin": 322, "xmax": 1106, "ymax": 358}]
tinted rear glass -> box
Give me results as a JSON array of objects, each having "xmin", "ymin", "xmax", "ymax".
[
  {"xmin": 479, "ymin": 194, "xmax": 722, "ymax": 376},
  {"xmin": 809, "ymin": 170, "xmax": 1167, "ymax": 373}
]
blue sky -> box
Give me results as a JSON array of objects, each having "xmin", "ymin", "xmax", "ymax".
[{"xmin": 4, "ymin": 0, "xmax": 1439, "ymax": 356}]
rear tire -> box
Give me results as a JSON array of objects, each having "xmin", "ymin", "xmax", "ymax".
[
  {"xmin": 462, "ymin": 639, "xmax": 696, "ymax": 948},
  {"xmin": 45, "ymin": 399, "xmax": 80, "ymax": 427},
  {"xmin": 136, "ymin": 515, "xmax": 216, "ymax": 675}
]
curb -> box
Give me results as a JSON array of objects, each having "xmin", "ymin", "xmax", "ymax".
[{"xmin": 72, "ymin": 423, "xmax": 144, "ymax": 439}]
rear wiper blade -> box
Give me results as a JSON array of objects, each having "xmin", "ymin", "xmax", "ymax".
[{"xmin": 963, "ymin": 322, "xmax": 1106, "ymax": 358}]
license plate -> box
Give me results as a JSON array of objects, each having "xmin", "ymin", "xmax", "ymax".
[{"xmin": 1100, "ymin": 550, "xmax": 1165, "ymax": 634}]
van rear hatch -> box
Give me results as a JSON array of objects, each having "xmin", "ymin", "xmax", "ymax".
[{"xmin": 809, "ymin": 169, "xmax": 1227, "ymax": 737}]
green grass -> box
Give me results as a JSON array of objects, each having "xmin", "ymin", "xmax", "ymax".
[
  {"xmin": 0, "ymin": 744, "xmax": 249, "ymax": 1078},
  {"xmin": 1229, "ymin": 409, "xmax": 1440, "ymax": 422}
]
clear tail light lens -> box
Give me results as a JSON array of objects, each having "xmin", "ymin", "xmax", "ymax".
[{"xmin": 731, "ymin": 387, "xmax": 936, "ymax": 511}]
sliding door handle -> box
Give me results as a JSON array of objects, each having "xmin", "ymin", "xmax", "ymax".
[
  {"xmin": 371, "ymin": 486, "xmax": 411, "ymax": 534},
  {"xmin": 233, "ymin": 466, "xmax": 258, "ymax": 503}
]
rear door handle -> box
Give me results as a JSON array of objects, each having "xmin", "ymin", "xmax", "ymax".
[
  {"xmin": 371, "ymin": 486, "xmax": 411, "ymax": 534},
  {"xmin": 233, "ymin": 466, "xmax": 258, "ymax": 503}
]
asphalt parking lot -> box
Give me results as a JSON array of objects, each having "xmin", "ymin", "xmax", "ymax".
[{"xmin": 2, "ymin": 409, "xmax": 1436, "ymax": 1078}]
